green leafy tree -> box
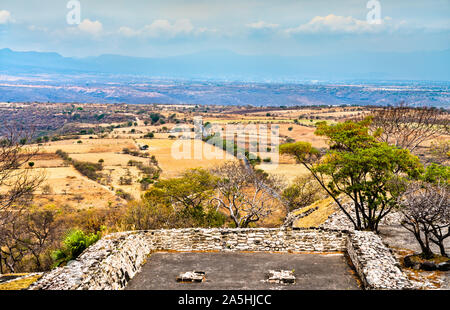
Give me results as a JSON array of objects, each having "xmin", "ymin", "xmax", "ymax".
[
  {"xmin": 145, "ymin": 168, "xmax": 224, "ymax": 227},
  {"xmin": 423, "ymin": 163, "xmax": 449, "ymax": 184},
  {"xmin": 280, "ymin": 119, "xmax": 423, "ymax": 232},
  {"xmin": 51, "ymin": 229, "xmax": 101, "ymax": 267}
]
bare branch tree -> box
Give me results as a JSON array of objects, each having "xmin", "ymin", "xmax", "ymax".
[
  {"xmin": 0, "ymin": 122, "xmax": 45, "ymax": 226},
  {"xmin": 367, "ymin": 102, "xmax": 449, "ymax": 152},
  {"xmin": 211, "ymin": 161, "xmax": 280, "ymax": 228},
  {"xmin": 398, "ymin": 181, "xmax": 449, "ymax": 258},
  {"xmin": 0, "ymin": 122, "xmax": 46, "ymax": 272},
  {"xmin": 0, "ymin": 217, "xmax": 28, "ymax": 273}
]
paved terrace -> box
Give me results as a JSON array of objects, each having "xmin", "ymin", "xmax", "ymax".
[{"xmin": 125, "ymin": 251, "xmax": 360, "ymax": 290}]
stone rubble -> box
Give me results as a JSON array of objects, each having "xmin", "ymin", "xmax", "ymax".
[
  {"xmin": 266, "ymin": 270, "xmax": 296, "ymax": 284},
  {"xmin": 176, "ymin": 271, "xmax": 205, "ymax": 283},
  {"xmin": 346, "ymin": 231, "xmax": 413, "ymax": 290},
  {"xmin": 319, "ymin": 202, "xmax": 403, "ymax": 232}
]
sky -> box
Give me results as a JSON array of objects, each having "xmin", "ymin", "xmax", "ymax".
[{"xmin": 0, "ymin": 0, "xmax": 449, "ymax": 58}]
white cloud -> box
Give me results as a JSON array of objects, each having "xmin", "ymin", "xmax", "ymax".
[
  {"xmin": 0, "ymin": 10, "xmax": 13, "ymax": 24},
  {"xmin": 118, "ymin": 26, "xmax": 138, "ymax": 37},
  {"xmin": 144, "ymin": 19, "xmax": 194, "ymax": 37},
  {"xmin": 246, "ymin": 21, "xmax": 279, "ymax": 30},
  {"xmin": 78, "ymin": 19, "xmax": 103, "ymax": 36},
  {"xmin": 118, "ymin": 19, "xmax": 208, "ymax": 38},
  {"xmin": 28, "ymin": 25, "xmax": 48, "ymax": 32},
  {"xmin": 286, "ymin": 14, "xmax": 388, "ymax": 35}
]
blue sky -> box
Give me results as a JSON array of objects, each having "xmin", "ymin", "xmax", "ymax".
[{"xmin": 0, "ymin": 0, "xmax": 449, "ymax": 57}]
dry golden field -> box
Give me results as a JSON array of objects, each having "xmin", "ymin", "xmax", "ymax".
[
  {"xmin": 4, "ymin": 104, "xmax": 443, "ymax": 221},
  {"xmin": 24, "ymin": 166, "xmax": 120, "ymax": 209},
  {"xmin": 9, "ymin": 138, "xmax": 143, "ymax": 208},
  {"xmin": 136, "ymin": 138, "xmax": 233, "ymax": 178},
  {"xmin": 277, "ymin": 124, "xmax": 328, "ymax": 148},
  {"xmin": 38, "ymin": 138, "xmax": 136, "ymax": 154}
]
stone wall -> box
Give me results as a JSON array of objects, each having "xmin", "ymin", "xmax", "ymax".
[
  {"xmin": 29, "ymin": 231, "xmax": 152, "ymax": 290},
  {"xmin": 346, "ymin": 231, "xmax": 413, "ymax": 290},
  {"xmin": 29, "ymin": 228, "xmax": 345, "ymax": 290},
  {"xmin": 29, "ymin": 227, "xmax": 412, "ymax": 290},
  {"xmin": 145, "ymin": 227, "xmax": 346, "ymax": 252}
]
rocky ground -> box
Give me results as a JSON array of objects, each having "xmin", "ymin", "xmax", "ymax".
[{"xmin": 319, "ymin": 203, "xmax": 449, "ymax": 290}]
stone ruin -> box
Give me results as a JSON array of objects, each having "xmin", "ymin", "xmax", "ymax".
[
  {"xmin": 28, "ymin": 227, "xmax": 414, "ymax": 290},
  {"xmin": 266, "ymin": 270, "xmax": 296, "ymax": 284},
  {"xmin": 176, "ymin": 271, "xmax": 206, "ymax": 283}
]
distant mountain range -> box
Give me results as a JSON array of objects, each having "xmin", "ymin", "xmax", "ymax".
[
  {"xmin": 0, "ymin": 48, "xmax": 449, "ymax": 107},
  {"xmin": 1, "ymin": 48, "xmax": 450, "ymax": 81}
]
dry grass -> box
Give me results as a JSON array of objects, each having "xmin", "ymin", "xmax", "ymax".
[
  {"xmin": 0, "ymin": 274, "xmax": 42, "ymax": 290},
  {"xmin": 292, "ymin": 197, "xmax": 338, "ymax": 228},
  {"xmin": 255, "ymin": 163, "xmax": 310, "ymax": 184},
  {"xmin": 30, "ymin": 167, "xmax": 120, "ymax": 209},
  {"xmin": 69, "ymin": 152, "xmax": 146, "ymax": 167},
  {"xmin": 137, "ymin": 138, "xmax": 233, "ymax": 178},
  {"xmin": 277, "ymin": 124, "xmax": 328, "ymax": 148},
  {"xmin": 38, "ymin": 138, "xmax": 135, "ymax": 154}
]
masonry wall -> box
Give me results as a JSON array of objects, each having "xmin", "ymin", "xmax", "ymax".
[
  {"xmin": 346, "ymin": 231, "xmax": 412, "ymax": 290},
  {"xmin": 29, "ymin": 227, "xmax": 413, "ymax": 291},
  {"xmin": 29, "ymin": 228, "xmax": 346, "ymax": 290},
  {"xmin": 146, "ymin": 228, "xmax": 346, "ymax": 252}
]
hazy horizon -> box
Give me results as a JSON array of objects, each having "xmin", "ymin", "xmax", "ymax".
[
  {"xmin": 1, "ymin": 0, "xmax": 449, "ymax": 58},
  {"xmin": 1, "ymin": 1, "xmax": 449, "ymax": 105}
]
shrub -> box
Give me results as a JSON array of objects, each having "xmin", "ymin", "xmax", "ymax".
[
  {"xmin": 116, "ymin": 189, "xmax": 133, "ymax": 201},
  {"xmin": 72, "ymin": 161, "xmax": 103, "ymax": 180},
  {"xmin": 282, "ymin": 175, "xmax": 326, "ymax": 212},
  {"xmin": 423, "ymin": 163, "xmax": 449, "ymax": 184},
  {"xmin": 51, "ymin": 229, "xmax": 101, "ymax": 267},
  {"xmin": 55, "ymin": 149, "xmax": 70, "ymax": 161}
]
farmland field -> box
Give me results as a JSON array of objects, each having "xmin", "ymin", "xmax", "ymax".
[{"xmin": 137, "ymin": 138, "xmax": 233, "ymax": 178}]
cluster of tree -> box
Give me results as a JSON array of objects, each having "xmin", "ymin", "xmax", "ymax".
[
  {"xmin": 281, "ymin": 104, "xmax": 449, "ymax": 259},
  {"xmin": 148, "ymin": 113, "xmax": 166, "ymax": 125},
  {"xmin": 281, "ymin": 118, "xmax": 423, "ymax": 231},
  {"xmin": 125, "ymin": 169, "xmax": 225, "ymax": 229},
  {"xmin": 366, "ymin": 103, "xmax": 448, "ymax": 152},
  {"xmin": 281, "ymin": 175, "xmax": 327, "ymax": 213},
  {"xmin": 122, "ymin": 164, "xmax": 283, "ymax": 230},
  {"xmin": 35, "ymin": 136, "xmax": 50, "ymax": 143},
  {"xmin": 55, "ymin": 149, "xmax": 103, "ymax": 181},
  {"xmin": 0, "ymin": 202, "xmax": 114, "ymax": 273},
  {"xmin": 122, "ymin": 147, "xmax": 150, "ymax": 158},
  {"xmin": 202, "ymin": 134, "xmax": 261, "ymax": 166},
  {"xmin": 123, "ymin": 158, "xmax": 161, "ymax": 190}
]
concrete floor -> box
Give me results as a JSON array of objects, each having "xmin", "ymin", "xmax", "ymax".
[{"xmin": 125, "ymin": 252, "xmax": 360, "ymax": 290}]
